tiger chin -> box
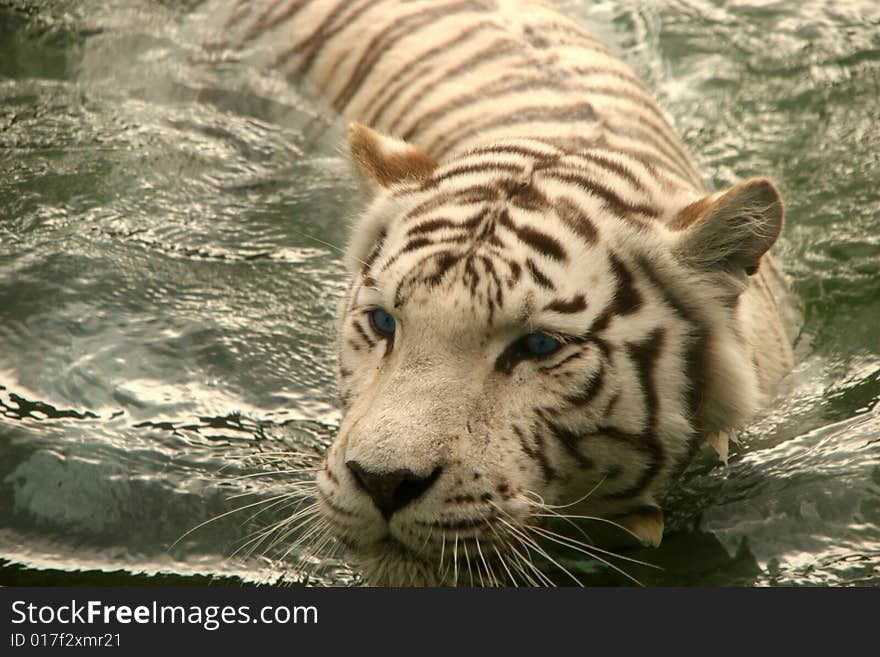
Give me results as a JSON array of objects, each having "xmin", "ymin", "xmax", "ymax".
[{"xmin": 220, "ymin": 0, "xmax": 797, "ymax": 585}]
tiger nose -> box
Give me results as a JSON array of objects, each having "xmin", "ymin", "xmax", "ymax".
[{"xmin": 346, "ymin": 461, "xmax": 442, "ymax": 520}]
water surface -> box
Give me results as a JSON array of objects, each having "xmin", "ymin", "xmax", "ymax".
[{"xmin": 1, "ymin": 0, "xmax": 878, "ymax": 586}]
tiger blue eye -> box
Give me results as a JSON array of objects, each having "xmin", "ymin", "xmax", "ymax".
[
  {"xmin": 525, "ymin": 332, "xmax": 562, "ymax": 356},
  {"xmin": 369, "ymin": 308, "xmax": 396, "ymax": 336}
]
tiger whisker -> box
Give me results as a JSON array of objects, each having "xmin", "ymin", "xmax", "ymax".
[
  {"xmin": 438, "ymin": 533, "xmax": 447, "ymax": 579},
  {"xmin": 238, "ymin": 491, "xmax": 314, "ymax": 531},
  {"xmin": 528, "ymin": 512, "xmax": 662, "ymax": 570},
  {"xmin": 276, "ymin": 515, "xmax": 331, "ymax": 562},
  {"xmin": 492, "ymin": 512, "xmax": 579, "ymax": 586},
  {"xmin": 224, "ymin": 480, "xmax": 316, "ymax": 501},
  {"xmin": 452, "ymin": 533, "xmax": 460, "ymax": 587},
  {"xmin": 521, "ymin": 476, "xmax": 607, "ymax": 511},
  {"xmin": 265, "ymin": 511, "xmax": 327, "ymax": 564},
  {"xmin": 461, "ymin": 540, "xmax": 475, "ymax": 587},
  {"xmin": 225, "ymin": 457, "xmax": 321, "ymax": 474},
  {"xmin": 526, "ymin": 524, "xmax": 646, "ymax": 586},
  {"xmin": 170, "ymin": 490, "xmax": 309, "ymax": 550},
  {"xmin": 221, "ymin": 449, "xmax": 325, "ymax": 462},
  {"xmin": 269, "ymin": 506, "xmax": 327, "ymax": 555},
  {"xmin": 291, "ymin": 520, "xmax": 340, "ymax": 570},
  {"xmin": 484, "ymin": 521, "xmax": 521, "ymax": 587},
  {"xmin": 500, "ymin": 528, "xmax": 557, "ymax": 587},
  {"xmin": 475, "ymin": 537, "xmax": 499, "ymax": 587},
  {"xmin": 233, "ymin": 500, "xmax": 321, "ymax": 560}
]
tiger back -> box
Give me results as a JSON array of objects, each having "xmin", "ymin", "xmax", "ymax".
[{"xmin": 216, "ymin": 0, "xmax": 797, "ymax": 586}]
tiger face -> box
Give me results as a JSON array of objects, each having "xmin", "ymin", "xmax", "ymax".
[{"xmin": 315, "ymin": 124, "xmax": 783, "ymax": 586}]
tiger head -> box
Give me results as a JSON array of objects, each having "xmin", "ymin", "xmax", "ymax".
[{"xmin": 315, "ymin": 124, "xmax": 783, "ymax": 586}]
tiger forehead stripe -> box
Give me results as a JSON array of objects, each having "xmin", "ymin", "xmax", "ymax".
[
  {"xmin": 553, "ymin": 196, "xmax": 598, "ymax": 245},
  {"xmin": 541, "ymin": 169, "xmax": 661, "ymax": 219},
  {"xmin": 425, "ymin": 160, "xmax": 525, "ymax": 187},
  {"xmin": 543, "ymin": 295, "xmax": 587, "ymax": 314},
  {"xmin": 525, "ymin": 258, "xmax": 554, "ymax": 290},
  {"xmin": 399, "ymin": 185, "xmax": 493, "ymax": 217},
  {"xmin": 405, "ymin": 215, "xmax": 481, "ymax": 237}
]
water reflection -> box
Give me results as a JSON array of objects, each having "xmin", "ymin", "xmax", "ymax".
[{"xmin": 0, "ymin": 0, "xmax": 878, "ymax": 586}]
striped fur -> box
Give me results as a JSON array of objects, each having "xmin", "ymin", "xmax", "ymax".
[{"xmin": 216, "ymin": 0, "xmax": 797, "ymax": 585}]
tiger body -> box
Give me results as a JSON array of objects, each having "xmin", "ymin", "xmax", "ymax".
[{"xmin": 218, "ymin": 0, "xmax": 796, "ymax": 585}]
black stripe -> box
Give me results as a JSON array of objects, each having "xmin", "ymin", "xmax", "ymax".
[
  {"xmin": 524, "ymin": 21, "xmax": 611, "ymax": 54},
  {"xmin": 537, "ymin": 136, "xmax": 701, "ymax": 188},
  {"xmin": 569, "ymin": 64, "xmax": 647, "ymax": 92},
  {"xmin": 425, "ymin": 161, "xmax": 524, "ymax": 187},
  {"xmin": 499, "ymin": 179, "xmax": 551, "ymax": 212},
  {"xmin": 498, "ymin": 210, "xmax": 566, "ymax": 261},
  {"xmin": 464, "ymin": 143, "xmax": 561, "ymax": 161},
  {"xmin": 388, "ymin": 36, "xmax": 521, "ymax": 134},
  {"xmin": 525, "ymin": 258, "xmax": 554, "ymax": 290},
  {"xmin": 406, "ymin": 219, "xmax": 458, "ymax": 237},
  {"xmin": 628, "ymin": 329, "xmax": 664, "ymax": 431},
  {"xmin": 554, "ymin": 196, "xmax": 598, "ymax": 244},
  {"xmin": 279, "ymin": 0, "xmax": 373, "ymax": 75},
  {"xmin": 634, "ymin": 255, "xmax": 708, "ymax": 473},
  {"xmin": 479, "ymin": 255, "xmax": 505, "ymax": 310},
  {"xmin": 608, "ymin": 253, "xmax": 642, "ymax": 315},
  {"xmin": 353, "ymin": 320, "xmax": 375, "ymax": 348},
  {"xmin": 601, "ymin": 114, "xmax": 696, "ymax": 184},
  {"xmin": 463, "ymin": 256, "xmax": 481, "ymax": 296},
  {"xmin": 507, "ymin": 260, "xmax": 521, "ymax": 287},
  {"xmin": 362, "ymin": 228, "xmax": 387, "ymax": 272},
  {"xmin": 401, "ymin": 72, "xmax": 570, "ymax": 142},
  {"xmin": 513, "ymin": 424, "xmax": 558, "ymax": 482},
  {"xmin": 333, "ymin": 0, "xmax": 498, "ymax": 112},
  {"xmin": 560, "ymin": 152, "xmax": 646, "ymax": 192},
  {"xmin": 423, "ymin": 250, "xmax": 460, "ymax": 289},
  {"xmin": 544, "ymin": 294, "xmax": 587, "ymax": 314},
  {"xmin": 540, "ymin": 170, "xmax": 660, "ymax": 218},
  {"xmin": 240, "ymin": 0, "xmax": 311, "ymax": 38},
  {"xmin": 564, "ymin": 361, "xmax": 605, "ymax": 406},
  {"xmin": 429, "ymin": 102, "xmax": 598, "ymax": 156},
  {"xmin": 399, "ymin": 237, "xmax": 434, "ymax": 254},
  {"xmin": 364, "ymin": 21, "xmax": 497, "ymax": 126},
  {"xmin": 391, "ymin": 234, "xmax": 471, "ymax": 267},
  {"xmin": 601, "ymin": 328, "xmax": 666, "ymax": 499},
  {"xmin": 538, "ymin": 349, "xmax": 585, "ymax": 372},
  {"xmin": 400, "ymin": 185, "xmax": 495, "ymax": 220},
  {"xmin": 537, "ymin": 409, "xmax": 594, "ymax": 470}
]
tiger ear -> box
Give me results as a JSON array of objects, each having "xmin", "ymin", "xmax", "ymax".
[
  {"xmin": 349, "ymin": 123, "xmax": 437, "ymax": 188},
  {"xmin": 673, "ymin": 177, "xmax": 783, "ymax": 282}
]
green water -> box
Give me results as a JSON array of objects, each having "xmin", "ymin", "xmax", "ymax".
[{"xmin": 1, "ymin": 0, "xmax": 878, "ymax": 586}]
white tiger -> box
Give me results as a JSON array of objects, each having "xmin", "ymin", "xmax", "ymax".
[{"xmin": 216, "ymin": 0, "xmax": 796, "ymax": 585}]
